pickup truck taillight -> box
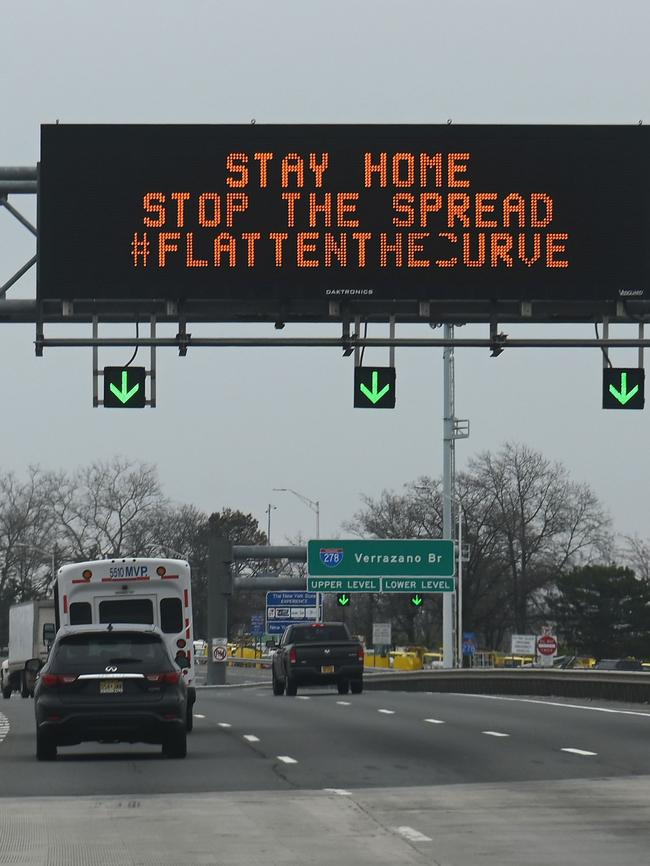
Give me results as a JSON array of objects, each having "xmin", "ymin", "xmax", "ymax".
[
  {"xmin": 40, "ymin": 674, "xmax": 77, "ymax": 687},
  {"xmin": 357, "ymin": 647, "xmax": 364, "ymax": 663},
  {"xmin": 289, "ymin": 648, "xmax": 297, "ymax": 664}
]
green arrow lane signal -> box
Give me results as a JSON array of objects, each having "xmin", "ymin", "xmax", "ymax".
[
  {"xmin": 103, "ymin": 366, "xmax": 147, "ymax": 408},
  {"xmin": 110, "ymin": 370, "xmax": 140, "ymax": 404},
  {"xmin": 410, "ymin": 594, "xmax": 424, "ymax": 607},
  {"xmin": 609, "ymin": 372, "xmax": 638, "ymax": 405},
  {"xmin": 337, "ymin": 593, "xmax": 350, "ymax": 607},
  {"xmin": 602, "ymin": 368, "xmax": 644, "ymax": 410},
  {"xmin": 354, "ymin": 366, "xmax": 396, "ymax": 409},
  {"xmin": 360, "ymin": 371, "xmax": 390, "ymax": 404}
]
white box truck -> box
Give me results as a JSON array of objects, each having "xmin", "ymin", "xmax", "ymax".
[{"xmin": 1, "ymin": 600, "xmax": 56, "ymax": 699}]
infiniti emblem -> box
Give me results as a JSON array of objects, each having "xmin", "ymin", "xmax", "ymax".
[
  {"xmin": 105, "ymin": 665, "xmax": 118, "ymax": 672},
  {"xmin": 324, "ymin": 649, "xmax": 330, "ymax": 655}
]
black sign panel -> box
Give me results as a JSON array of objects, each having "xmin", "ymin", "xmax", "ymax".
[
  {"xmin": 602, "ymin": 368, "xmax": 645, "ymax": 410},
  {"xmin": 103, "ymin": 367, "xmax": 147, "ymax": 408},
  {"xmin": 39, "ymin": 125, "xmax": 650, "ymax": 314},
  {"xmin": 354, "ymin": 366, "xmax": 396, "ymax": 408}
]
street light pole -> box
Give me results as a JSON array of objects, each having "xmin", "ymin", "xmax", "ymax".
[{"xmin": 272, "ymin": 488, "xmax": 320, "ymax": 538}]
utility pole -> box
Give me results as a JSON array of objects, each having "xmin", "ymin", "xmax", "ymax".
[
  {"xmin": 206, "ymin": 529, "xmax": 233, "ymax": 686},
  {"xmin": 442, "ymin": 323, "xmax": 455, "ymax": 668}
]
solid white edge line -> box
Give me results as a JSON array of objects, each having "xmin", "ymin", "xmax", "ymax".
[
  {"xmin": 277, "ymin": 755, "xmax": 298, "ymax": 764},
  {"xmin": 450, "ymin": 693, "xmax": 650, "ymax": 718},
  {"xmin": 393, "ymin": 826, "xmax": 433, "ymax": 843},
  {"xmin": 243, "ymin": 734, "xmax": 260, "ymax": 742},
  {"xmin": 424, "ymin": 718, "xmax": 445, "ymax": 724},
  {"xmin": 562, "ymin": 747, "xmax": 598, "ymax": 756},
  {"xmin": 482, "ymin": 731, "xmax": 510, "ymax": 737}
]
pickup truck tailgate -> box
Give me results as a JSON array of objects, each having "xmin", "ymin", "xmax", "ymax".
[{"xmin": 294, "ymin": 642, "xmax": 361, "ymax": 668}]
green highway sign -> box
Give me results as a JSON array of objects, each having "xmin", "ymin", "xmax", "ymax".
[
  {"xmin": 307, "ymin": 539, "xmax": 455, "ymax": 577},
  {"xmin": 354, "ymin": 367, "xmax": 396, "ymax": 409},
  {"xmin": 307, "ymin": 577, "xmax": 382, "ymax": 593},
  {"xmin": 103, "ymin": 367, "xmax": 146, "ymax": 408},
  {"xmin": 383, "ymin": 577, "xmax": 455, "ymax": 593},
  {"xmin": 603, "ymin": 368, "xmax": 644, "ymax": 409}
]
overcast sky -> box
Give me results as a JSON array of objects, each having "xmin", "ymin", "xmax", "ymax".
[{"xmin": 2, "ymin": 1, "xmax": 650, "ymax": 547}]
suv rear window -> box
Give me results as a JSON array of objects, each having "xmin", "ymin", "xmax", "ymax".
[
  {"xmin": 53, "ymin": 632, "xmax": 170, "ymax": 672},
  {"xmin": 289, "ymin": 625, "xmax": 350, "ymax": 642}
]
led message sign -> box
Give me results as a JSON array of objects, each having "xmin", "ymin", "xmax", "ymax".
[{"xmin": 38, "ymin": 125, "xmax": 650, "ymax": 315}]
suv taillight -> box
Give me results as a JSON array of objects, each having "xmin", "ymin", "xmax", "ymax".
[
  {"xmin": 289, "ymin": 648, "xmax": 297, "ymax": 664},
  {"xmin": 40, "ymin": 674, "xmax": 77, "ymax": 687},
  {"xmin": 357, "ymin": 647, "xmax": 364, "ymax": 663},
  {"xmin": 145, "ymin": 672, "xmax": 181, "ymax": 684}
]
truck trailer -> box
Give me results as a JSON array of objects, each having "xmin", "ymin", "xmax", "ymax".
[{"xmin": 1, "ymin": 600, "xmax": 56, "ymax": 699}]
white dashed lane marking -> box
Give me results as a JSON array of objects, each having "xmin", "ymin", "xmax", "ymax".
[
  {"xmin": 424, "ymin": 718, "xmax": 445, "ymax": 725},
  {"xmin": 323, "ymin": 788, "xmax": 352, "ymax": 796},
  {"xmin": 0, "ymin": 713, "xmax": 9, "ymax": 743},
  {"xmin": 277, "ymin": 755, "xmax": 298, "ymax": 764},
  {"xmin": 193, "ymin": 714, "xmax": 206, "ymax": 719},
  {"xmin": 393, "ymin": 826, "xmax": 432, "ymax": 843},
  {"xmin": 243, "ymin": 735, "xmax": 260, "ymax": 742},
  {"xmin": 336, "ymin": 701, "xmax": 351, "ymax": 706},
  {"xmin": 218, "ymin": 722, "xmax": 232, "ymax": 728},
  {"xmin": 482, "ymin": 731, "xmax": 510, "ymax": 738},
  {"xmin": 562, "ymin": 747, "xmax": 597, "ymax": 756},
  {"xmin": 378, "ymin": 709, "xmax": 395, "ymax": 715}
]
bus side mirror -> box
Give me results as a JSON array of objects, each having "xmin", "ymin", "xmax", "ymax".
[{"xmin": 42, "ymin": 623, "xmax": 56, "ymax": 644}]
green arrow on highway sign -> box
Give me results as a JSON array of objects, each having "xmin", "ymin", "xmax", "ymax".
[
  {"xmin": 410, "ymin": 594, "xmax": 423, "ymax": 607},
  {"xmin": 337, "ymin": 593, "xmax": 350, "ymax": 607},
  {"xmin": 602, "ymin": 368, "xmax": 644, "ymax": 410},
  {"xmin": 609, "ymin": 372, "xmax": 638, "ymax": 405},
  {"xmin": 354, "ymin": 367, "xmax": 396, "ymax": 409},
  {"xmin": 103, "ymin": 367, "xmax": 147, "ymax": 408},
  {"xmin": 110, "ymin": 370, "xmax": 140, "ymax": 404}
]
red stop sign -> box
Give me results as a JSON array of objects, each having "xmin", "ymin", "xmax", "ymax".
[{"xmin": 537, "ymin": 634, "xmax": 558, "ymax": 656}]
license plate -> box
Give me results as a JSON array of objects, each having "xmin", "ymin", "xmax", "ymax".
[
  {"xmin": 100, "ymin": 680, "xmax": 123, "ymax": 694},
  {"xmin": 321, "ymin": 665, "xmax": 335, "ymax": 674}
]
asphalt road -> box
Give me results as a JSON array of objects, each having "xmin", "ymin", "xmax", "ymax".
[{"xmin": 3, "ymin": 685, "xmax": 650, "ymax": 865}]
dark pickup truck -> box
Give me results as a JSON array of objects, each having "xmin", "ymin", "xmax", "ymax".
[{"xmin": 271, "ymin": 622, "xmax": 364, "ymax": 696}]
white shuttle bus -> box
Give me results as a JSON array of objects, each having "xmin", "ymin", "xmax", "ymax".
[{"xmin": 54, "ymin": 557, "xmax": 196, "ymax": 728}]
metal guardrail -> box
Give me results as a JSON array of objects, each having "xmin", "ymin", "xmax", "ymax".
[{"xmin": 362, "ymin": 668, "xmax": 650, "ymax": 703}]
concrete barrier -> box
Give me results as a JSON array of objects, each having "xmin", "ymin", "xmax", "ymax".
[{"xmin": 362, "ymin": 668, "xmax": 650, "ymax": 704}]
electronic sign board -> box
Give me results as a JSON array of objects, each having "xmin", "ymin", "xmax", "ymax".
[{"xmin": 38, "ymin": 124, "xmax": 650, "ymax": 319}]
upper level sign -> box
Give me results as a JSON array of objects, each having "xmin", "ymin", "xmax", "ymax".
[{"xmin": 38, "ymin": 124, "xmax": 650, "ymax": 320}]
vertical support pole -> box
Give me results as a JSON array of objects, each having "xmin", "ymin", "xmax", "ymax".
[
  {"xmin": 92, "ymin": 317, "xmax": 99, "ymax": 407},
  {"xmin": 639, "ymin": 322, "xmax": 644, "ymax": 370},
  {"xmin": 602, "ymin": 318, "xmax": 609, "ymax": 369},
  {"xmin": 442, "ymin": 323, "xmax": 454, "ymax": 669},
  {"xmin": 456, "ymin": 507, "xmax": 463, "ymax": 668},
  {"xmin": 150, "ymin": 315, "xmax": 157, "ymax": 408},
  {"xmin": 206, "ymin": 530, "xmax": 233, "ymax": 686},
  {"xmin": 389, "ymin": 316, "xmax": 395, "ymax": 368},
  {"xmin": 354, "ymin": 316, "xmax": 361, "ymax": 367}
]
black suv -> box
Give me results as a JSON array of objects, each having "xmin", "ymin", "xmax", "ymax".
[{"xmin": 34, "ymin": 624, "xmax": 188, "ymax": 760}]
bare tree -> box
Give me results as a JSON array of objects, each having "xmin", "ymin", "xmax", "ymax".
[
  {"xmin": 469, "ymin": 442, "xmax": 611, "ymax": 632},
  {"xmin": 50, "ymin": 457, "xmax": 166, "ymax": 560}
]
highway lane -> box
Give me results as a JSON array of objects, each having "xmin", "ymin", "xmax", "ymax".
[{"xmin": 3, "ymin": 686, "xmax": 650, "ymax": 864}]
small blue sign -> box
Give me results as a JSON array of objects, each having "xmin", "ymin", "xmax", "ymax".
[
  {"xmin": 462, "ymin": 631, "xmax": 477, "ymax": 656},
  {"xmin": 319, "ymin": 548, "xmax": 344, "ymax": 568},
  {"xmin": 265, "ymin": 591, "xmax": 321, "ymax": 636},
  {"xmin": 250, "ymin": 614, "xmax": 265, "ymax": 636}
]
